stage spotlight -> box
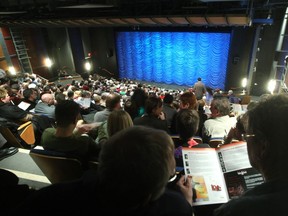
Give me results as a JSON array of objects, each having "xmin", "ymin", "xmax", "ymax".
[
  {"xmin": 241, "ymin": 78, "xmax": 247, "ymax": 88},
  {"xmin": 44, "ymin": 58, "xmax": 53, "ymax": 68},
  {"xmin": 267, "ymin": 79, "xmax": 276, "ymax": 94},
  {"xmin": 8, "ymin": 66, "xmax": 16, "ymax": 76},
  {"xmin": 84, "ymin": 61, "xmax": 92, "ymax": 71}
]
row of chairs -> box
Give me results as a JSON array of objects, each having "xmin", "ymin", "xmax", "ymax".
[
  {"xmin": 0, "ymin": 120, "xmax": 97, "ymax": 184},
  {"xmin": 170, "ymin": 134, "xmax": 227, "ymax": 148}
]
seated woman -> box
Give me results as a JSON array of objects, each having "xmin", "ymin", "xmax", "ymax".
[
  {"xmin": 133, "ymin": 95, "xmax": 169, "ymax": 133},
  {"xmin": 97, "ymin": 109, "xmax": 133, "ymax": 147},
  {"xmin": 174, "ymin": 109, "xmax": 205, "ymax": 167},
  {"xmin": 40, "ymin": 100, "xmax": 100, "ymax": 167}
]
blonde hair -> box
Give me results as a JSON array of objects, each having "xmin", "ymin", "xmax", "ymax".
[
  {"xmin": 107, "ymin": 110, "xmax": 133, "ymax": 137},
  {"xmin": 0, "ymin": 87, "xmax": 7, "ymax": 99}
]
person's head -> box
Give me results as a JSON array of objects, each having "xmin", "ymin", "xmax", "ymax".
[
  {"xmin": 176, "ymin": 109, "xmax": 199, "ymax": 142},
  {"xmin": 67, "ymin": 90, "xmax": 74, "ymax": 99},
  {"xmin": 228, "ymin": 90, "xmax": 233, "ymax": 96},
  {"xmin": 246, "ymin": 94, "xmax": 288, "ymax": 181},
  {"xmin": 54, "ymin": 92, "xmax": 66, "ymax": 104},
  {"xmin": 107, "ymin": 110, "xmax": 133, "ymax": 137},
  {"xmin": 40, "ymin": 93, "xmax": 55, "ymax": 105},
  {"xmin": 105, "ymin": 93, "xmax": 121, "ymax": 111},
  {"xmin": 55, "ymin": 100, "xmax": 81, "ymax": 127},
  {"xmin": 131, "ymin": 88, "xmax": 148, "ymax": 107},
  {"xmin": 179, "ymin": 91, "xmax": 197, "ymax": 110},
  {"xmin": 0, "ymin": 87, "xmax": 10, "ymax": 103},
  {"xmin": 145, "ymin": 95, "xmax": 163, "ymax": 116},
  {"xmin": 163, "ymin": 93, "xmax": 174, "ymax": 104},
  {"xmin": 23, "ymin": 88, "xmax": 38, "ymax": 102},
  {"xmin": 197, "ymin": 77, "xmax": 201, "ymax": 81},
  {"xmin": 97, "ymin": 126, "xmax": 175, "ymax": 208},
  {"xmin": 210, "ymin": 96, "xmax": 230, "ymax": 118}
]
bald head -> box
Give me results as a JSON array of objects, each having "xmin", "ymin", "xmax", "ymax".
[{"xmin": 41, "ymin": 93, "xmax": 55, "ymax": 105}]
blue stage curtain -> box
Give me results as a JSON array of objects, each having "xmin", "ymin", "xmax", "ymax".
[{"xmin": 116, "ymin": 31, "xmax": 230, "ymax": 90}]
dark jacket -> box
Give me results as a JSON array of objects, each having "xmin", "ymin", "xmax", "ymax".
[
  {"xmin": 10, "ymin": 170, "xmax": 193, "ymax": 216},
  {"xmin": 133, "ymin": 114, "xmax": 169, "ymax": 133}
]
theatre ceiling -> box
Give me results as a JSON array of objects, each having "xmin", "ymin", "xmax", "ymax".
[{"xmin": 0, "ymin": 0, "xmax": 287, "ymax": 27}]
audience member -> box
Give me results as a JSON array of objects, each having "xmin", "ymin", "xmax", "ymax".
[
  {"xmin": 93, "ymin": 93, "xmax": 121, "ymax": 122},
  {"xmin": 162, "ymin": 93, "xmax": 177, "ymax": 134},
  {"xmin": 11, "ymin": 126, "xmax": 193, "ymax": 215},
  {"xmin": 34, "ymin": 93, "xmax": 56, "ymax": 119},
  {"xmin": 134, "ymin": 95, "xmax": 169, "ymax": 133},
  {"xmin": 224, "ymin": 113, "xmax": 247, "ymax": 144},
  {"xmin": 0, "ymin": 168, "xmax": 33, "ymax": 215},
  {"xmin": 0, "ymin": 86, "xmax": 33, "ymax": 123},
  {"xmin": 172, "ymin": 91, "xmax": 202, "ymax": 135},
  {"xmin": 179, "ymin": 91, "xmax": 198, "ymax": 110},
  {"xmin": 40, "ymin": 100, "xmax": 100, "ymax": 165},
  {"xmin": 215, "ymin": 94, "xmax": 288, "ymax": 216},
  {"xmin": 174, "ymin": 109, "xmax": 201, "ymax": 166},
  {"xmin": 124, "ymin": 88, "xmax": 148, "ymax": 120},
  {"xmin": 227, "ymin": 90, "xmax": 241, "ymax": 104},
  {"xmin": 22, "ymin": 88, "xmax": 38, "ymax": 111},
  {"xmin": 195, "ymin": 99, "xmax": 208, "ymax": 137},
  {"xmin": 97, "ymin": 109, "xmax": 133, "ymax": 146},
  {"xmin": 90, "ymin": 94, "xmax": 105, "ymax": 112},
  {"xmin": 202, "ymin": 96, "xmax": 237, "ymax": 144}
]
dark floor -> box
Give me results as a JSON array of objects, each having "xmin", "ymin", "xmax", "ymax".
[{"xmin": 0, "ymin": 148, "xmax": 51, "ymax": 189}]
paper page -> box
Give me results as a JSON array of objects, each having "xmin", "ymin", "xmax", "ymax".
[
  {"xmin": 18, "ymin": 101, "xmax": 31, "ymax": 111},
  {"xmin": 217, "ymin": 142, "xmax": 252, "ymax": 173},
  {"xmin": 224, "ymin": 167, "xmax": 264, "ymax": 199},
  {"xmin": 182, "ymin": 147, "xmax": 229, "ymax": 206},
  {"xmin": 76, "ymin": 98, "xmax": 91, "ymax": 108}
]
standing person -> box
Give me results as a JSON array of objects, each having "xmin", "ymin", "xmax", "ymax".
[
  {"xmin": 214, "ymin": 94, "xmax": 288, "ymax": 216},
  {"xmin": 193, "ymin": 77, "xmax": 206, "ymax": 100},
  {"xmin": 10, "ymin": 126, "xmax": 193, "ymax": 216}
]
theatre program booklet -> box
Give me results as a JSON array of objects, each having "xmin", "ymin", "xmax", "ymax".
[{"xmin": 182, "ymin": 142, "xmax": 264, "ymax": 206}]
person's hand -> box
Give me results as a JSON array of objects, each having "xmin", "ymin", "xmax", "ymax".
[
  {"xmin": 176, "ymin": 175, "xmax": 193, "ymax": 206},
  {"xmin": 158, "ymin": 112, "xmax": 165, "ymax": 120}
]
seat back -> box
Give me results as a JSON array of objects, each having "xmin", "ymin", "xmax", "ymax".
[
  {"xmin": 209, "ymin": 138, "xmax": 224, "ymax": 148},
  {"xmin": 193, "ymin": 136, "xmax": 203, "ymax": 144},
  {"xmin": 29, "ymin": 149, "xmax": 83, "ymax": 184},
  {"xmin": 17, "ymin": 121, "xmax": 35, "ymax": 145},
  {"xmin": 0, "ymin": 120, "xmax": 35, "ymax": 149}
]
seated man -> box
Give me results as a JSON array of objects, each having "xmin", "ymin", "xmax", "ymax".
[
  {"xmin": 0, "ymin": 87, "xmax": 54, "ymax": 145},
  {"xmin": 34, "ymin": 93, "xmax": 56, "ymax": 119},
  {"xmin": 21, "ymin": 88, "xmax": 38, "ymax": 112},
  {"xmin": 0, "ymin": 86, "xmax": 33, "ymax": 123},
  {"xmin": 215, "ymin": 94, "xmax": 288, "ymax": 216},
  {"xmin": 202, "ymin": 96, "xmax": 237, "ymax": 144},
  {"xmin": 11, "ymin": 126, "xmax": 193, "ymax": 215},
  {"xmin": 40, "ymin": 100, "xmax": 100, "ymax": 165}
]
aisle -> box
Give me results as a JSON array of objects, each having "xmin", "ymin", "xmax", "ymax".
[{"xmin": 0, "ymin": 148, "xmax": 51, "ymax": 189}]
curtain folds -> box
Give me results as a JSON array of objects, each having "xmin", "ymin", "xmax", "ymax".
[{"xmin": 116, "ymin": 31, "xmax": 230, "ymax": 90}]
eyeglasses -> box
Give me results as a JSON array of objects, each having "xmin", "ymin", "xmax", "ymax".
[{"xmin": 241, "ymin": 134, "xmax": 255, "ymax": 141}]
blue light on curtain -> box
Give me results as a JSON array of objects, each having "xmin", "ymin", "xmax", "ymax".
[{"xmin": 116, "ymin": 31, "xmax": 231, "ymax": 89}]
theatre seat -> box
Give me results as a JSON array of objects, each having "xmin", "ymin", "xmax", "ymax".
[
  {"xmin": 209, "ymin": 138, "xmax": 224, "ymax": 148},
  {"xmin": 29, "ymin": 149, "xmax": 84, "ymax": 184},
  {"xmin": 0, "ymin": 120, "xmax": 35, "ymax": 149}
]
